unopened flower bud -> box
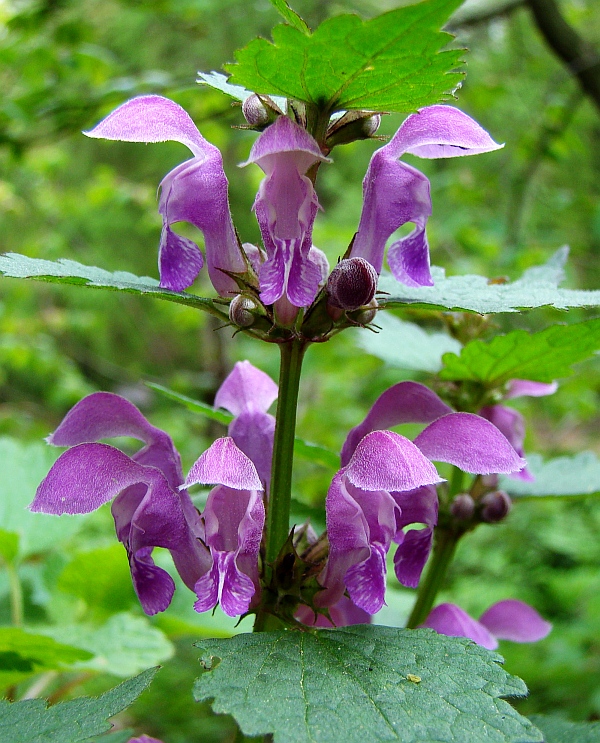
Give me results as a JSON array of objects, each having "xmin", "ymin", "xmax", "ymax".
[
  {"xmin": 480, "ymin": 490, "xmax": 512, "ymax": 523},
  {"xmin": 450, "ymin": 493, "xmax": 475, "ymax": 521},
  {"xmin": 350, "ymin": 298, "xmax": 379, "ymax": 326},
  {"xmin": 326, "ymin": 111, "xmax": 382, "ymax": 148},
  {"xmin": 327, "ymin": 257, "xmax": 378, "ymax": 311},
  {"xmin": 242, "ymin": 94, "xmax": 270, "ymax": 127},
  {"xmin": 229, "ymin": 294, "xmax": 258, "ymax": 327}
]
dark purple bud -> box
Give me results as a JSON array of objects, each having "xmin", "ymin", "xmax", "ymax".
[
  {"xmin": 327, "ymin": 258, "xmax": 378, "ymax": 311},
  {"xmin": 480, "ymin": 490, "xmax": 512, "ymax": 523},
  {"xmin": 229, "ymin": 294, "xmax": 258, "ymax": 327},
  {"xmin": 350, "ymin": 298, "xmax": 379, "ymax": 326},
  {"xmin": 450, "ymin": 493, "xmax": 475, "ymax": 521},
  {"xmin": 242, "ymin": 95, "xmax": 270, "ymax": 127}
]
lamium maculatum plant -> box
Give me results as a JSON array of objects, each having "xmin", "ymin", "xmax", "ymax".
[{"xmin": 2, "ymin": 1, "xmax": 600, "ymax": 742}]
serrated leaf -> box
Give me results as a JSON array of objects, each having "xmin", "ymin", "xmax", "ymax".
[
  {"xmin": 39, "ymin": 613, "xmax": 174, "ymax": 678},
  {"xmin": 226, "ymin": 0, "xmax": 464, "ymax": 113},
  {"xmin": 378, "ymin": 248, "xmax": 600, "ymax": 313},
  {"xmin": 0, "ymin": 253, "xmax": 227, "ymax": 320},
  {"xmin": 528, "ymin": 715, "xmax": 600, "ymax": 743},
  {"xmin": 0, "ymin": 437, "xmax": 83, "ymax": 558},
  {"xmin": 148, "ymin": 382, "xmax": 339, "ymax": 469},
  {"xmin": 439, "ymin": 319, "xmax": 600, "ymax": 387},
  {"xmin": 193, "ymin": 626, "xmax": 542, "ymax": 743},
  {"xmin": 0, "ymin": 667, "xmax": 156, "ymax": 743},
  {"xmin": 501, "ymin": 453, "xmax": 600, "ymax": 499},
  {"xmin": 355, "ymin": 312, "xmax": 461, "ymax": 372},
  {"xmin": 197, "ymin": 71, "xmax": 256, "ymax": 101},
  {"xmin": 268, "ymin": 0, "xmax": 310, "ymax": 35}
]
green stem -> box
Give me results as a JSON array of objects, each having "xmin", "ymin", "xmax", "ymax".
[
  {"xmin": 406, "ymin": 527, "xmax": 460, "ymax": 629},
  {"xmin": 6, "ymin": 561, "xmax": 24, "ymax": 627},
  {"xmin": 254, "ymin": 339, "xmax": 306, "ymax": 631}
]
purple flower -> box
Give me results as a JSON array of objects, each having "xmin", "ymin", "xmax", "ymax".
[
  {"xmin": 350, "ymin": 105, "xmax": 503, "ymax": 286},
  {"xmin": 29, "ymin": 392, "xmax": 211, "ymax": 615},
  {"xmin": 479, "ymin": 379, "xmax": 557, "ymax": 481},
  {"xmin": 183, "ymin": 437, "xmax": 265, "ymax": 617},
  {"xmin": 85, "ymin": 95, "xmax": 247, "ymax": 296},
  {"xmin": 319, "ymin": 382, "xmax": 526, "ymax": 614},
  {"xmin": 240, "ymin": 116, "xmax": 331, "ymax": 311},
  {"xmin": 214, "ymin": 360, "xmax": 277, "ymax": 489},
  {"xmin": 421, "ymin": 600, "xmax": 552, "ymax": 650},
  {"xmin": 127, "ymin": 736, "xmax": 164, "ymax": 743},
  {"xmin": 296, "ymin": 594, "xmax": 371, "ymax": 628}
]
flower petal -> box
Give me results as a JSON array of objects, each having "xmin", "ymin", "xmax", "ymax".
[
  {"xmin": 477, "ymin": 406, "xmax": 533, "ymax": 481},
  {"xmin": 31, "ymin": 443, "xmax": 156, "ymax": 514},
  {"xmin": 215, "ymin": 360, "xmax": 278, "ymax": 416},
  {"xmin": 479, "ymin": 599, "xmax": 552, "ymax": 643},
  {"xmin": 218, "ymin": 551, "xmax": 257, "ymax": 617},
  {"xmin": 241, "ymin": 115, "xmax": 329, "ymax": 172},
  {"xmin": 420, "ymin": 603, "xmax": 498, "ymax": 650},
  {"xmin": 184, "ymin": 437, "xmax": 263, "ymax": 491},
  {"xmin": 84, "ymin": 95, "xmax": 211, "ymax": 157},
  {"xmin": 386, "ymin": 105, "xmax": 504, "ymax": 160},
  {"xmin": 414, "ymin": 412, "xmax": 526, "ymax": 475},
  {"xmin": 345, "ymin": 542, "xmax": 388, "ymax": 614},
  {"xmin": 350, "ymin": 157, "xmax": 431, "ymax": 276},
  {"xmin": 229, "ymin": 411, "xmax": 275, "ymax": 490},
  {"xmin": 341, "ymin": 382, "xmax": 452, "ymax": 466},
  {"xmin": 393, "ymin": 526, "xmax": 433, "ymax": 589},
  {"xmin": 129, "ymin": 546, "xmax": 176, "ymax": 616},
  {"xmin": 158, "ymin": 226, "xmax": 204, "ymax": 293},
  {"xmin": 386, "ymin": 223, "xmax": 433, "ymax": 288},
  {"xmin": 504, "ymin": 379, "xmax": 558, "ymax": 399},
  {"xmin": 392, "ymin": 485, "xmax": 439, "ymax": 530},
  {"xmin": 158, "ymin": 157, "xmax": 245, "ymax": 296},
  {"xmin": 344, "ymin": 430, "xmax": 442, "ymax": 492}
]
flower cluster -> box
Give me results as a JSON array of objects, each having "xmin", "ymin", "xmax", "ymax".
[{"xmin": 84, "ymin": 96, "xmax": 502, "ymax": 322}]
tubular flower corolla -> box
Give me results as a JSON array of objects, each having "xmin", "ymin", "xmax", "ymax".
[
  {"xmin": 29, "ymin": 392, "xmax": 211, "ymax": 615},
  {"xmin": 319, "ymin": 382, "xmax": 526, "ymax": 615},
  {"xmin": 84, "ymin": 95, "xmax": 246, "ymax": 296},
  {"xmin": 350, "ymin": 105, "xmax": 503, "ymax": 286}
]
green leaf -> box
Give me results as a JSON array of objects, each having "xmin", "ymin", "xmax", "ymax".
[
  {"xmin": 0, "ymin": 253, "xmax": 228, "ymax": 320},
  {"xmin": 355, "ymin": 312, "xmax": 461, "ymax": 373},
  {"xmin": 146, "ymin": 382, "xmax": 234, "ymax": 425},
  {"xmin": 268, "ymin": 0, "xmax": 310, "ymax": 35},
  {"xmin": 193, "ymin": 626, "xmax": 542, "ymax": 743},
  {"xmin": 501, "ymin": 452, "xmax": 600, "ymax": 499},
  {"xmin": 148, "ymin": 382, "xmax": 339, "ymax": 469},
  {"xmin": 226, "ymin": 0, "xmax": 464, "ymax": 113},
  {"xmin": 39, "ymin": 613, "xmax": 174, "ymax": 678},
  {"xmin": 439, "ymin": 319, "xmax": 600, "ymax": 387},
  {"xmin": 81, "ymin": 731, "xmax": 134, "ymax": 743},
  {"xmin": 0, "ymin": 667, "xmax": 157, "ymax": 743},
  {"xmin": 0, "ymin": 529, "xmax": 19, "ymax": 564},
  {"xmin": 528, "ymin": 715, "xmax": 600, "ymax": 743},
  {"xmin": 57, "ymin": 545, "xmax": 137, "ymax": 617},
  {"xmin": 378, "ymin": 248, "xmax": 600, "ymax": 313},
  {"xmin": 0, "ymin": 437, "xmax": 84, "ymax": 558},
  {"xmin": 0, "ymin": 628, "xmax": 93, "ymax": 689}
]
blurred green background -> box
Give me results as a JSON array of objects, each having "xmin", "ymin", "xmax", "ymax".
[{"xmin": 1, "ymin": 0, "xmax": 599, "ymax": 740}]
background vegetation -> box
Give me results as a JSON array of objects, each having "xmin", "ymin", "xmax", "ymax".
[{"xmin": 1, "ymin": 0, "xmax": 599, "ymax": 739}]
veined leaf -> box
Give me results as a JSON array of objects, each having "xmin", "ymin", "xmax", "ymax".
[
  {"xmin": 0, "ymin": 667, "xmax": 156, "ymax": 743},
  {"xmin": 355, "ymin": 312, "xmax": 461, "ymax": 373},
  {"xmin": 226, "ymin": 0, "xmax": 464, "ymax": 113},
  {"xmin": 0, "ymin": 253, "xmax": 228, "ymax": 320},
  {"xmin": 379, "ymin": 248, "xmax": 600, "ymax": 313},
  {"xmin": 502, "ymin": 453, "xmax": 600, "ymax": 499},
  {"xmin": 439, "ymin": 319, "xmax": 600, "ymax": 386},
  {"xmin": 268, "ymin": 0, "xmax": 310, "ymax": 35},
  {"xmin": 194, "ymin": 626, "xmax": 542, "ymax": 743}
]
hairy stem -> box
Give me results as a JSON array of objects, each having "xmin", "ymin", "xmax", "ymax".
[
  {"xmin": 254, "ymin": 339, "xmax": 306, "ymax": 631},
  {"xmin": 406, "ymin": 527, "xmax": 460, "ymax": 629}
]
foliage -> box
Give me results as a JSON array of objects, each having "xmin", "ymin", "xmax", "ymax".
[
  {"xmin": 194, "ymin": 626, "xmax": 540, "ymax": 743},
  {"xmin": 226, "ymin": 0, "xmax": 464, "ymax": 113},
  {"xmin": 0, "ymin": 668, "xmax": 156, "ymax": 743}
]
